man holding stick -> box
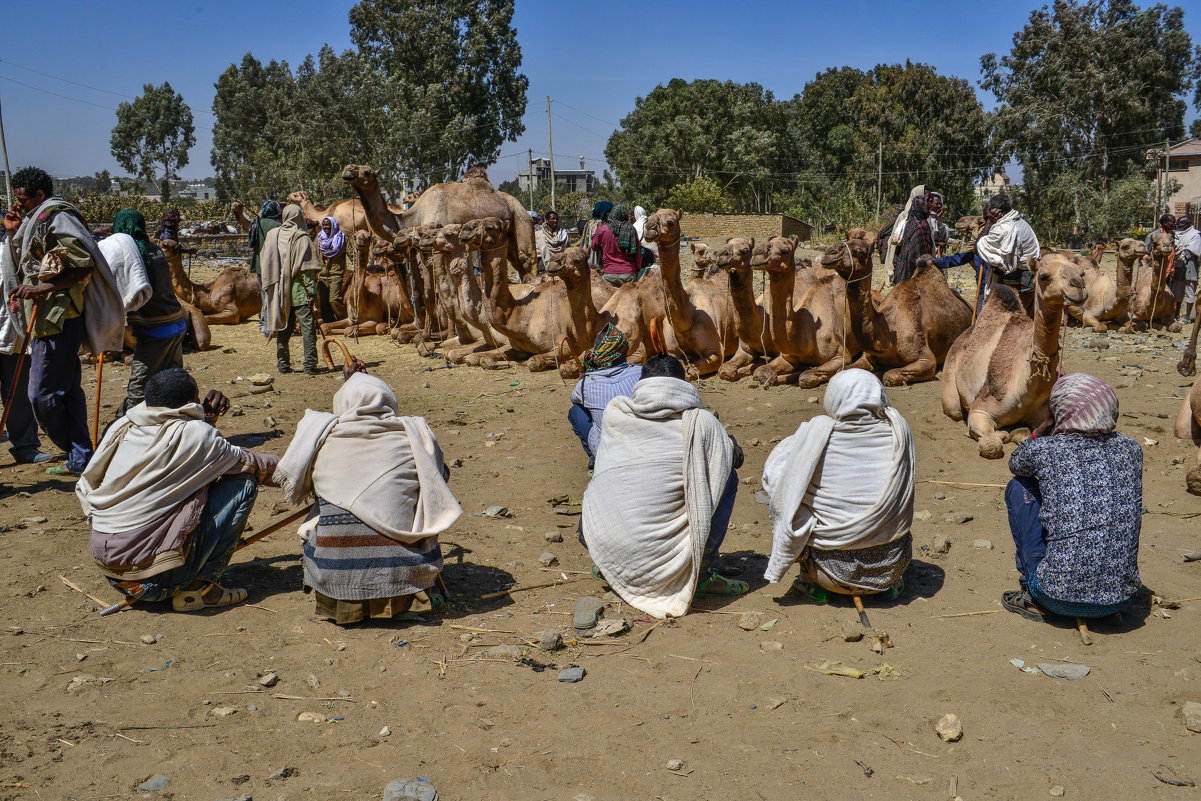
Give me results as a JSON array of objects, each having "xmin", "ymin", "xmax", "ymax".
[{"xmin": 77, "ymin": 369, "xmax": 279, "ymax": 611}]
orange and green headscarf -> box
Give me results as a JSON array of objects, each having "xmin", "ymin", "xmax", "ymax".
[{"xmin": 581, "ymin": 323, "xmax": 629, "ymax": 373}]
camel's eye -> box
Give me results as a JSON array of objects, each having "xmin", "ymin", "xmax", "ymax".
[{"xmin": 1039, "ymin": 272, "xmax": 1051, "ymax": 281}]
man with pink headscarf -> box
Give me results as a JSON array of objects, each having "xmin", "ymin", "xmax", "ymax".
[{"xmin": 1002, "ymin": 373, "xmax": 1142, "ymax": 621}]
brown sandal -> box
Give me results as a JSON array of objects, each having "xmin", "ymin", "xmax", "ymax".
[{"xmin": 172, "ymin": 583, "xmax": 248, "ymax": 612}]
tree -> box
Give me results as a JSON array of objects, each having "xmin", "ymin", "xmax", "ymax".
[
  {"xmin": 91, "ymin": 169, "xmax": 112, "ymax": 195},
  {"xmin": 347, "ymin": 0, "xmax": 528, "ymax": 186},
  {"xmin": 605, "ymin": 79, "xmax": 790, "ymax": 213},
  {"xmin": 982, "ymin": 0, "xmax": 1199, "ymax": 201},
  {"xmin": 211, "ymin": 54, "xmax": 301, "ymax": 201},
  {"xmin": 664, "ymin": 177, "xmax": 732, "ymax": 213},
  {"xmin": 110, "ymin": 82, "xmax": 196, "ymax": 201},
  {"xmin": 1190, "ymin": 119, "xmax": 1201, "ymax": 139}
]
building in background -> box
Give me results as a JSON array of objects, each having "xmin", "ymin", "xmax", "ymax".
[
  {"xmin": 517, "ymin": 156, "xmax": 597, "ymax": 194},
  {"xmin": 974, "ymin": 172, "xmax": 1016, "ymax": 206},
  {"xmin": 1158, "ymin": 138, "xmax": 1201, "ymax": 217}
]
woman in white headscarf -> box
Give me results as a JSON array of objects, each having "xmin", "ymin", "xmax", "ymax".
[
  {"xmin": 633, "ymin": 205, "xmax": 658, "ymax": 269},
  {"xmin": 761, "ymin": 369, "xmax": 915, "ymax": 603},
  {"xmin": 275, "ymin": 362, "xmax": 463, "ymax": 624}
]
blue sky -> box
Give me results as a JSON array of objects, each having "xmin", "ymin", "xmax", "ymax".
[{"xmin": 2, "ymin": 0, "xmax": 1198, "ymax": 187}]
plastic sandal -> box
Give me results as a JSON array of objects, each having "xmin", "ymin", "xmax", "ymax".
[
  {"xmin": 879, "ymin": 577, "xmax": 905, "ymax": 602},
  {"xmin": 792, "ymin": 576, "xmax": 829, "ymax": 605},
  {"xmin": 590, "ymin": 565, "xmax": 606, "ymax": 582},
  {"xmin": 1001, "ymin": 589, "xmax": 1045, "ymax": 622},
  {"xmin": 395, "ymin": 591, "xmax": 445, "ymax": 622},
  {"xmin": 172, "ymin": 583, "xmax": 249, "ymax": 612},
  {"xmin": 697, "ymin": 572, "xmax": 749, "ymax": 596},
  {"xmin": 46, "ymin": 466, "xmax": 80, "ymax": 477}
]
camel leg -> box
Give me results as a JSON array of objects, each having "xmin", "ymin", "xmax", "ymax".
[
  {"xmin": 1083, "ymin": 313, "xmax": 1107, "ymax": 333},
  {"xmin": 940, "ymin": 342, "xmax": 965, "ymax": 421},
  {"xmin": 463, "ymin": 346, "xmax": 524, "ymax": 367},
  {"xmin": 752, "ymin": 355, "xmax": 797, "ymax": 386},
  {"xmin": 446, "ymin": 341, "xmax": 496, "ymax": 364},
  {"xmin": 796, "ymin": 354, "xmax": 849, "ymax": 388},
  {"xmin": 846, "ymin": 353, "xmax": 874, "ymax": 372},
  {"xmin": 881, "ymin": 354, "xmax": 937, "ymax": 386},
  {"xmin": 967, "ymin": 409, "xmax": 1005, "ymax": 459},
  {"xmin": 203, "ymin": 308, "xmax": 242, "ymax": 325},
  {"xmin": 525, "ymin": 351, "xmax": 563, "ymax": 373},
  {"xmin": 718, "ymin": 348, "xmax": 760, "ymax": 382}
]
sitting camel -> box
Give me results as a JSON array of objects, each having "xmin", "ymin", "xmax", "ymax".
[
  {"xmin": 941, "ymin": 253, "xmax": 1088, "ymax": 458},
  {"xmin": 158, "ymin": 239, "xmax": 262, "ymax": 324},
  {"xmin": 822, "ymin": 240, "xmax": 971, "ymax": 385},
  {"xmin": 1123, "ymin": 232, "xmax": 1181, "ymax": 332},
  {"xmin": 322, "ymin": 233, "xmax": 413, "ymax": 337},
  {"xmin": 715, "ymin": 237, "xmax": 770, "ymax": 380},
  {"xmin": 1067, "ymin": 244, "xmax": 1127, "ymax": 332},
  {"xmin": 689, "ymin": 242, "xmax": 719, "ymax": 279},
  {"xmin": 456, "ymin": 218, "xmax": 603, "ymax": 373}
]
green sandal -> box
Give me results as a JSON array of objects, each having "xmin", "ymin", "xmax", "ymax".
[
  {"xmin": 879, "ymin": 577, "xmax": 905, "ymax": 602},
  {"xmin": 696, "ymin": 572, "xmax": 749, "ymax": 596},
  {"xmin": 396, "ymin": 591, "xmax": 445, "ymax": 622},
  {"xmin": 590, "ymin": 565, "xmax": 606, "ymax": 582},
  {"xmin": 46, "ymin": 466, "xmax": 80, "ymax": 477},
  {"xmin": 792, "ymin": 576, "xmax": 829, "ymax": 605}
]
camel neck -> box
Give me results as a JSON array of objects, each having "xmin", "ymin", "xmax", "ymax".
[
  {"xmin": 726, "ymin": 266, "xmax": 762, "ymax": 344},
  {"xmin": 164, "ymin": 250, "xmax": 198, "ymax": 301},
  {"xmin": 842, "ymin": 268, "xmax": 879, "ymax": 344},
  {"xmin": 352, "ymin": 184, "xmax": 404, "ymax": 241},
  {"xmin": 764, "ymin": 267, "xmax": 795, "ymax": 347},
  {"xmin": 1032, "ymin": 292, "xmax": 1064, "ymax": 360},
  {"xmin": 478, "ymin": 243, "xmax": 514, "ymax": 309},
  {"xmin": 656, "ymin": 237, "xmax": 694, "ymax": 333}
]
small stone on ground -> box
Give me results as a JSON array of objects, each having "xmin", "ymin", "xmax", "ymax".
[
  {"xmin": 936, "ymin": 713, "xmax": 963, "ymax": 742},
  {"xmin": 558, "ymin": 666, "xmax": 586, "ymax": 683}
]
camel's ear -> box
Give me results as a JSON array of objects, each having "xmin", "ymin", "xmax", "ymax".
[
  {"xmin": 748, "ymin": 237, "xmax": 756, "ymax": 251},
  {"xmin": 690, "ymin": 242, "xmax": 700, "ymax": 254},
  {"xmin": 500, "ymin": 219, "xmax": 512, "ymax": 232}
]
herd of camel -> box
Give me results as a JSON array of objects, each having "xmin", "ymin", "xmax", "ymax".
[{"xmin": 146, "ymin": 164, "xmax": 1201, "ymax": 493}]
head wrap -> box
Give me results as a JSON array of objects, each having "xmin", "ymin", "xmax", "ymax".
[
  {"xmin": 111, "ymin": 208, "xmax": 150, "ymax": 267},
  {"xmin": 1049, "ymin": 373, "xmax": 1118, "ymax": 436},
  {"xmin": 591, "ymin": 201, "xmax": 613, "ymax": 220},
  {"xmin": 581, "ymin": 323, "xmax": 629, "ymax": 372},
  {"xmin": 606, "ymin": 204, "xmax": 639, "ymax": 255},
  {"xmin": 261, "ymin": 200, "xmax": 283, "ymax": 221},
  {"xmin": 162, "ymin": 208, "xmax": 181, "ymax": 224},
  {"xmin": 823, "ymin": 367, "xmax": 892, "ymax": 421},
  {"xmin": 895, "ymin": 195, "xmax": 934, "ymax": 280},
  {"xmin": 317, "ymin": 216, "xmax": 344, "ymax": 259}
]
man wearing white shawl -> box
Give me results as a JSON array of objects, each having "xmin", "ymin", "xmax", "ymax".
[
  {"xmin": 261, "ymin": 204, "xmax": 321, "ymax": 374},
  {"xmin": 1174, "ymin": 214, "xmax": 1199, "ymax": 323},
  {"xmin": 275, "ymin": 362, "xmax": 462, "ymax": 624},
  {"xmin": 581, "ymin": 354, "xmax": 747, "ymax": 620},
  {"xmin": 0, "ymin": 225, "xmax": 51, "ymax": 465},
  {"xmin": 762, "ymin": 369, "xmax": 914, "ymax": 603},
  {"xmin": 78, "ymin": 369, "xmax": 279, "ymax": 611}
]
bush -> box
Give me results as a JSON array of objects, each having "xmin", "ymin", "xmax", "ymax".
[
  {"xmin": 70, "ymin": 195, "xmax": 229, "ymax": 226},
  {"xmin": 664, "ymin": 177, "xmax": 732, "ymax": 213}
]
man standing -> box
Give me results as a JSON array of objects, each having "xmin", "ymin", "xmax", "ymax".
[
  {"xmin": 1174, "ymin": 214, "xmax": 1199, "ymax": 324},
  {"xmin": 581, "ymin": 354, "xmax": 747, "ymax": 619},
  {"xmin": 261, "ymin": 204, "xmax": 321, "ymax": 374},
  {"xmin": 3, "ymin": 167, "xmax": 124, "ymax": 476},
  {"xmin": 975, "ymin": 193, "xmax": 1041, "ymax": 314},
  {"xmin": 0, "ymin": 219, "xmax": 51, "ymax": 465},
  {"xmin": 154, "ymin": 209, "xmax": 181, "ymax": 243},
  {"xmin": 568, "ymin": 324, "xmax": 642, "ymax": 469}
]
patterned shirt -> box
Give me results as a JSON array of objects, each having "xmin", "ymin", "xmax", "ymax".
[
  {"xmin": 1009, "ymin": 433, "xmax": 1142, "ymax": 605},
  {"xmin": 570, "ymin": 363, "xmax": 642, "ymax": 454}
]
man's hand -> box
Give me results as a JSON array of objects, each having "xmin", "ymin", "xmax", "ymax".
[
  {"xmin": 10, "ymin": 283, "xmax": 54, "ymax": 300},
  {"xmin": 1033, "ymin": 412, "xmax": 1055, "ymax": 437},
  {"xmin": 343, "ymin": 357, "xmax": 367, "ymax": 381},
  {"xmin": 3, "ymin": 208, "xmax": 21, "ymax": 234},
  {"xmin": 202, "ymin": 390, "xmax": 230, "ymax": 420}
]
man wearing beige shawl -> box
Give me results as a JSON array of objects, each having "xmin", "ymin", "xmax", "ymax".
[
  {"xmin": 261, "ymin": 204, "xmax": 321, "ymax": 374},
  {"xmin": 78, "ymin": 369, "xmax": 279, "ymax": 611},
  {"xmin": 762, "ymin": 369, "xmax": 914, "ymax": 604},
  {"xmin": 275, "ymin": 361, "xmax": 462, "ymax": 624}
]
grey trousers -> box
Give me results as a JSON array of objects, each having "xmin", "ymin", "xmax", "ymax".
[
  {"xmin": 277, "ymin": 303, "xmax": 317, "ymax": 371},
  {"xmin": 120, "ymin": 333, "xmax": 185, "ymax": 416}
]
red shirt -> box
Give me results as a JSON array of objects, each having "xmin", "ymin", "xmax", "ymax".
[{"xmin": 591, "ymin": 224, "xmax": 641, "ymax": 275}]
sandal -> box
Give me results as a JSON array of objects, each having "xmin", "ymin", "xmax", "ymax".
[
  {"xmin": 46, "ymin": 466, "xmax": 81, "ymax": 477},
  {"xmin": 792, "ymin": 576, "xmax": 829, "ymax": 605},
  {"xmin": 172, "ymin": 582, "xmax": 248, "ymax": 612},
  {"xmin": 395, "ymin": 591, "xmax": 445, "ymax": 622},
  {"xmin": 1001, "ymin": 589, "xmax": 1045, "ymax": 622},
  {"xmin": 879, "ymin": 577, "xmax": 905, "ymax": 602},
  {"xmin": 697, "ymin": 572, "xmax": 749, "ymax": 596},
  {"xmin": 590, "ymin": 565, "xmax": 606, "ymax": 582}
]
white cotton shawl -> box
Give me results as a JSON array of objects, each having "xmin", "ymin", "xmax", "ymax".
[
  {"xmin": 98, "ymin": 233, "xmax": 152, "ymax": 312},
  {"xmin": 76, "ymin": 403, "xmax": 245, "ymax": 532},
  {"xmin": 885, "ymin": 185, "xmax": 926, "ymax": 267},
  {"xmin": 274, "ymin": 373, "xmax": 462, "ymax": 543},
  {"xmin": 0, "ymin": 231, "xmax": 25, "ymax": 355},
  {"xmin": 1177, "ymin": 225, "xmax": 1201, "ymax": 259},
  {"xmin": 762, "ymin": 369, "xmax": 915, "ymax": 583},
  {"xmin": 261, "ymin": 204, "xmax": 321, "ymax": 333},
  {"xmin": 581, "ymin": 377, "xmax": 733, "ymax": 619}
]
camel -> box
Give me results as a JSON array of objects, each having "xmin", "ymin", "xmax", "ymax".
[
  {"xmin": 456, "ymin": 218, "xmax": 602, "ymax": 374},
  {"xmin": 321, "ymin": 230, "xmax": 414, "ymax": 337},
  {"xmin": 1122, "ymin": 233, "xmax": 1181, "ymax": 332},
  {"xmin": 158, "ymin": 239, "xmax": 262, "ymax": 324},
  {"xmin": 1177, "ymin": 374, "xmax": 1201, "ymax": 496},
  {"xmin": 822, "ymin": 239, "xmax": 972, "ymax": 385},
  {"xmin": 1067, "ymin": 244, "xmax": 1125, "ymax": 332},
  {"xmin": 230, "ymin": 201, "xmax": 255, "ymax": 233},
  {"xmin": 715, "ymin": 237, "xmax": 769, "ymax": 380},
  {"xmin": 342, "ymin": 164, "xmax": 537, "ymax": 282},
  {"xmin": 941, "ymin": 253, "xmax": 1088, "ymax": 459},
  {"xmin": 689, "ymin": 242, "xmax": 719, "ymax": 279},
  {"xmin": 638, "ymin": 209, "xmax": 736, "ymax": 377}
]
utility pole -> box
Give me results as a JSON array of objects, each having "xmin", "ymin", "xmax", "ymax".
[
  {"xmin": 875, "ymin": 139, "xmax": 883, "ymax": 218},
  {"xmin": 0, "ymin": 91, "xmax": 11, "ymax": 208},
  {"xmin": 546, "ymin": 96, "xmax": 556, "ymax": 212},
  {"xmin": 527, "ymin": 148, "xmax": 535, "ymax": 210},
  {"xmin": 1162, "ymin": 136, "xmax": 1170, "ymax": 215}
]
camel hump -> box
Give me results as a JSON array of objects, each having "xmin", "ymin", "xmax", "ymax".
[{"xmin": 986, "ymin": 282, "xmax": 1024, "ymax": 315}]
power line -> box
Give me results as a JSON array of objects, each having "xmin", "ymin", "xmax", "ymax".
[
  {"xmin": 0, "ymin": 58, "xmax": 218, "ymax": 117},
  {"xmin": 0, "ymin": 73, "xmax": 214, "ymax": 133}
]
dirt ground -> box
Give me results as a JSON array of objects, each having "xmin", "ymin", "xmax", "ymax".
[{"xmin": 1, "ymin": 253, "xmax": 1199, "ymax": 801}]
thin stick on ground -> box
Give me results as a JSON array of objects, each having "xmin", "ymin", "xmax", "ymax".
[
  {"xmin": 58, "ymin": 575, "xmax": 108, "ymax": 607},
  {"xmin": 479, "ymin": 576, "xmax": 590, "ymax": 599},
  {"xmin": 931, "ymin": 609, "xmax": 1003, "ymax": 618},
  {"xmin": 920, "ymin": 480, "xmax": 1006, "ymax": 488}
]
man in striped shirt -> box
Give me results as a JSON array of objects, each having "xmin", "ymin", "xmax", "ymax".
[{"xmin": 568, "ymin": 324, "xmax": 641, "ymax": 469}]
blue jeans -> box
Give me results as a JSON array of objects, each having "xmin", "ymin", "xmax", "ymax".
[
  {"xmin": 111, "ymin": 474, "xmax": 260, "ymax": 602},
  {"xmin": 703, "ymin": 469, "xmax": 739, "ymax": 569},
  {"xmin": 1005, "ymin": 476, "xmax": 1128, "ymax": 618},
  {"xmin": 29, "ymin": 315, "xmax": 93, "ymax": 472},
  {"xmin": 568, "ymin": 403, "xmax": 593, "ymax": 461}
]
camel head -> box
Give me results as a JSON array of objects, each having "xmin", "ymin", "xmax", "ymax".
[
  {"xmin": 230, "ymin": 200, "xmax": 245, "ymax": 215},
  {"xmin": 413, "ymin": 224, "xmax": 442, "ymax": 252},
  {"xmin": 433, "ymin": 224, "xmax": 464, "ymax": 254},
  {"xmin": 1035, "ymin": 252, "xmax": 1088, "ymax": 307},
  {"xmin": 642, "ymin": 208, "xmax": 682, "ymax": 245},
  {"xmin": 157, "ymin": 238, "xmax": 181, "ymax": 258},
  {"xmin": 342, "ymin": 164, "xmax": 381, "ymax": 194},
  {"xmin": 1116, "ymin": 238, "xmax": 1147, "ymax": 264},
  {"xmin": 763, "ymin": 236, "xmax": 794, "ymax": 271},
  {"xmin": 459, "ymin": 217, "xmax": 512, "ymax": 251},
  {"xmin": 821, "ymin": 238, "xmax": 872, "ymax": 281},
  {"xmin": 545, "ymin": 246, "xmax": 588, "ymax": 280},
  {"xmin": 391, "ymin": 229, "xmax": 417, "ymax": 256},
  {"xmin": 1150, "ymin": 229, "xmax": 1174, "ymax": 257},
  {"xmin": 1088, "ymin": 242, "xmax": 1106, "ymax": 263},
  {"xmin": 955, "ymin": 215, "xmax": 983, "ymax": 235},
  {"xmin": 286, "ymin": 191, "xmax": 309, "ymax": 206},
  {"xmin": 690, "ymin": 242, "xmax": 716, "ymax": 275},
  {"xmin": 715, "ymin": 237, "xmax": 754, "ymax": 274}
]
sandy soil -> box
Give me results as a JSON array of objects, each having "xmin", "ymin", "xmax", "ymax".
[{"xmin": 1, "ymin": 255, "xmax": 1199, "ymax": 801}]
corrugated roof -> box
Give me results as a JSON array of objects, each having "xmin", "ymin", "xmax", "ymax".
[{"xmin": 1169, "ymin": 138, "xmax": 1201, "ymax": 156}]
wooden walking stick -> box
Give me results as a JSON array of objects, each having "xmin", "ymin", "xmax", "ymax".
[
  {"xmin": 309, "ymin": 298, "xmax": 353, "ymax": 372},
  {"xmin": 92, "ymin": 352, "xmax": 104, "ymax": 446},
  {"xmin": 0, "ymin": 299, "xmax": 38, "ymax": 438},
  {"xmin": 98, "ymin": 507, "xmax": 309, "ymax": 616}
]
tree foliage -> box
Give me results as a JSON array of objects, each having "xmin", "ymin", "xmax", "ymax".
[
  {"xmin": 982, "ymin": 0, "xmax": 1199, "ymax": 198},
  {"xmin": 665, "ymin": 176, "xmax": 732, "ymax": 213},
  {"xmin": 110, "ymin": 82, "xmax": 195, "ymax": 201}
]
